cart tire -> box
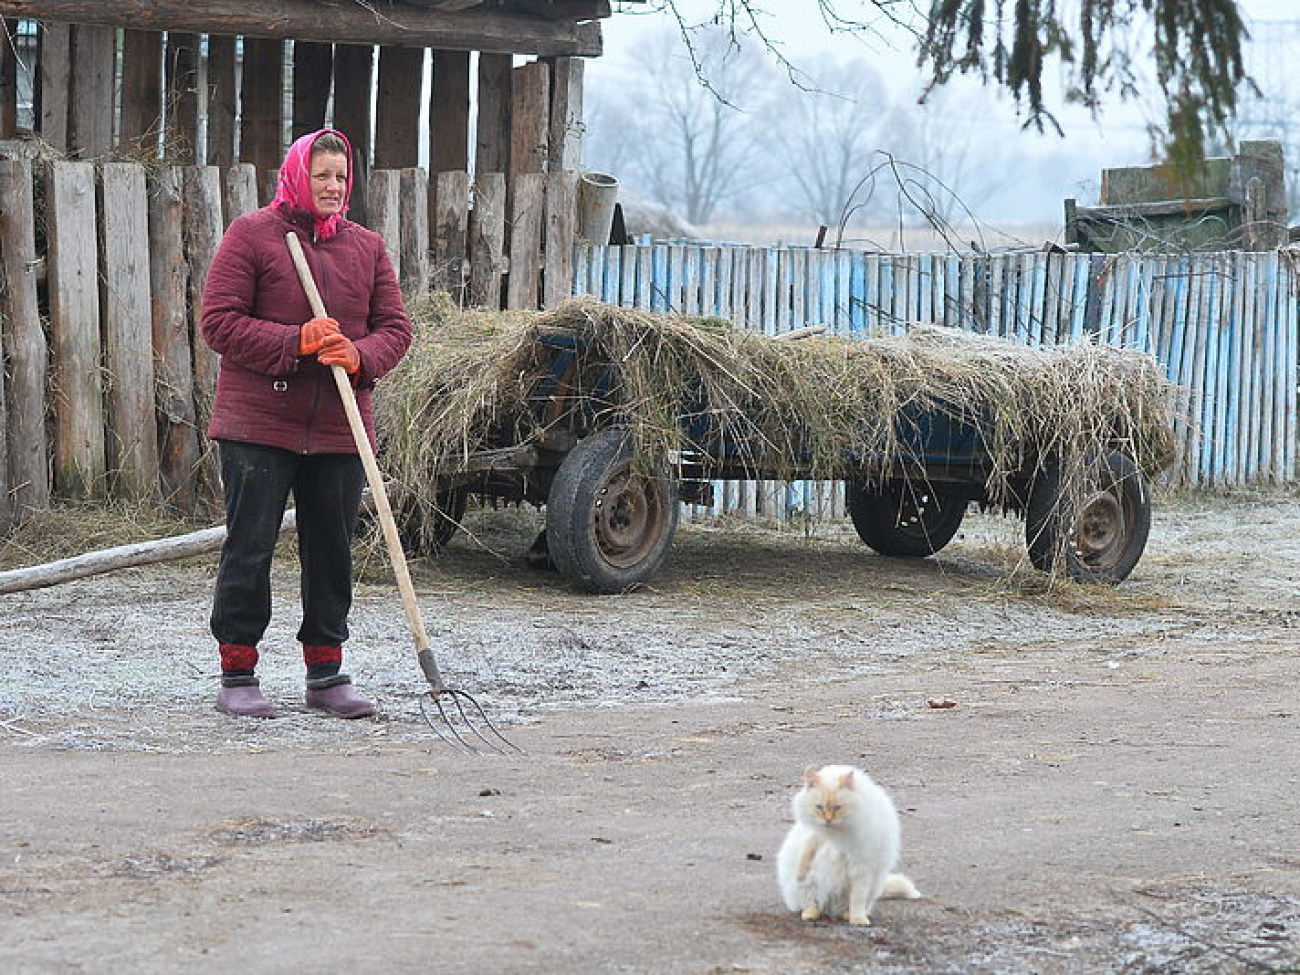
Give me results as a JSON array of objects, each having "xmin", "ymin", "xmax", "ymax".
[
  {"xmin": 546, "ymin": 430, "xmax": 678, "ymax": 593},
  {"xmin": 1025, "ymin": 450, "xmax": 1151, "ymax": 584},
  {"xmin": 847, "ymin": 480, "xmax": 967, "ymax": 558},
  {"xmin": 397, "ymin": 485, "xmax": 468, "ymax": 555}
]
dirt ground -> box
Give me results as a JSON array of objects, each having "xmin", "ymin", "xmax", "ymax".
[{"xmin": 1, "ymin": 491, "xmax": 1298, "ymax": 974}]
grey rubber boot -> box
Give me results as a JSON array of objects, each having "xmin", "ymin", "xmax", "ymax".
[
  {"xmin": 216, "ymin": 678, "xmax": 276, "ymax": 719},
  {"xmin": 304, "ymin": 675, "xmax": 375, "ymax": 719}
]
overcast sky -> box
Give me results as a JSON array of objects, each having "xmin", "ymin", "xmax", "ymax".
[{"xmin": 591, "ymin": 1, "xmax": 1297, "ymax": 228}]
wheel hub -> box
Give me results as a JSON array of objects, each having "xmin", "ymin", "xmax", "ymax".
[
  {"xmin": 1073, "ymin": 490, "xmax": 1125, "ymax": 563},
  {"xmin": 594, "ymin": 474, "xmax": 663, "ymax": 567}
]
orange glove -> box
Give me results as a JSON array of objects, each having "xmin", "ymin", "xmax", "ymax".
[
  {"xmin": 317, "ymin": 332, "xmax": 361, "ymax": 375},
  {"xmin": 298, "ymin": 317, "xmax": 340, "ymax": 355}
]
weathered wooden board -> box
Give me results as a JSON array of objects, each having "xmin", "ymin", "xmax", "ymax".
[
  {"xmin": 430, "ymin": 49, "xmax": 471, "ymax": 174},
  {"xmin": 507, "ymin": 171, "xmax": 545, "ymax": 309},
  {"xmin": 99, "ymin": 163, "xmax": 160, "ymax": 501},
  {"xmin": 476, "ymin": 53, "xmax": 512, "ymax": 176},
  {"xmin": 147, "ymin": 166, "xmax": 200, "ymax": 513},
  {"xmin": 240, "ymin": 38, "xmax": 284, "ymax": 172},
  {"xmin": 205, "ymin": 34, "xmax": 237, "ymax": 167},
  {"xmin": 432, "ymin": 169, "xmax": 469, "ymax": 299},
  {"xmin": 46, "ymin": 160, "xmax": 106, "ymax": 498},
  {"xmin": 399, "ymin": 167, "xmax": 431, "ymax": 299},
  {"xmin": 468, "ymin": 171, "xmax": 505, "ymax": 308},
  {"xmin": 0, "ymin": 156, "xmax": 49, "ymax": 515},
  {"xmin": 68, "ymin": 24, "xmax": 113, "ymax": 157},
  {"xmin": 375, "ymin": 46, "xmax": 424, "ymax": 170}
]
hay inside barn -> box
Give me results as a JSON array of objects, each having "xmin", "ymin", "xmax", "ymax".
[{"xmin": 376, "ymin": 296, "xmax": 1178, "ymax": 536}]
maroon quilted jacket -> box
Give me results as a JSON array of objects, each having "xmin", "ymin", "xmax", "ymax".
[{"xmin": 201, "ymin": 204, "xmax": 411, "ymax": 454}]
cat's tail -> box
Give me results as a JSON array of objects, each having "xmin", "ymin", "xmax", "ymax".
[{"xmin": 882, "ymin": 873, "xmax": 922, "ymax": 900}]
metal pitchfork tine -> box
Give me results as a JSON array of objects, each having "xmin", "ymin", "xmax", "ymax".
[{"xmin": 286, "ymin": 232, "xmax": 520, "ymax": 754}]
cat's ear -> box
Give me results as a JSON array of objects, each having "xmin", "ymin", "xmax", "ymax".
[
  {"xmin": 837, "ymin": 769, "xmax": 856, "ymax": 790},
  {"xmin": 803, "ymin": 768, "xmax": 821, "ymax": 789}
]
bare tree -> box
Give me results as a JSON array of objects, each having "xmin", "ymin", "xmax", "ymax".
[
  {"xmin": 762, "ymin": 57, "xmax": 893, "ymax": 228},
  {"xmin": 612, "ymin": 26, "xmax": 776, "ymax": 226},
  {"xmin": 654, "ymin": 0, "xmax": 1250, "ymax": 166}
]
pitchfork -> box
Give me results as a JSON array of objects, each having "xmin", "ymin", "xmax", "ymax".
[{"xmin": 286, "ymin": 232, "xmax": 520, "ymax": 754}]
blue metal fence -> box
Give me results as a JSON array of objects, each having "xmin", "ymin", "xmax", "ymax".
[{"xmin": 574, "ymin": 244, "xmax": 1299, "ymax": 507}]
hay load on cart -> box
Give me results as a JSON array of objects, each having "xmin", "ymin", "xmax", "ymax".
[{"xmin": 377, "ymin": 296, "xmax": 1178, "ymax": 594}]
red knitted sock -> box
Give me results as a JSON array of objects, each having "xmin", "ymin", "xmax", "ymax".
[
  {"xmin": 219, "ymin": 643, "xmax": 259, "ymax": 673},
  {"xmin": 303, "ymin": 644, "xmax": 343, "ymax": 681}
]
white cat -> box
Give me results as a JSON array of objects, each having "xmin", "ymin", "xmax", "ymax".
[{"xmin": 777, "ymin": 764, "xmax": 921, "ymax": 925}]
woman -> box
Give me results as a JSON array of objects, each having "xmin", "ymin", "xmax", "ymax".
[{"xmin": 201, "ymin": 128, "xmax": 412, "ymax": 719}]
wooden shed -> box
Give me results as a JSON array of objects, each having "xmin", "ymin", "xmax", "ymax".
[{"xmin": 0, "ymin": 1, "xmax": 642, "ymax": 526}]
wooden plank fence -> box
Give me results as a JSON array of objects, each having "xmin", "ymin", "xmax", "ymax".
[
  {"xmin": 1, "ymin": 153, "xmax": 1298, "ymax": 534},
  {"xmin": 574, "ymin": 242, "xmax": 1300, "ymax": 524},
  {"xmin": 0, "ymin": 155, "xmax": 578, "ymax": 529}
]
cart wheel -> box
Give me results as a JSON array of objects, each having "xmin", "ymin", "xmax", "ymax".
[
  {"xmin": 847, "ymin": 480, "xmax": 967, "ymax": 558},
  {"xmin": 1025, "ymin": 450, "xmax": 1151, "ymax": 584},
  {"xmin": 546, "ymin": 430, "xmax": 678, "ymax": 593},
  {"xmin": 397, "ymin": 485, "xmax": 468, "ymax": 555}
]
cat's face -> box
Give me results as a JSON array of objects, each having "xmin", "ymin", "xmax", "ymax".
[{"xmin": 797, "ymin": 768, "xmax": 858, "ymax": 827}]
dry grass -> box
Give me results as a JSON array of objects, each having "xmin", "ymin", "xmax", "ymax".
[{"xmin": 377, "ymin": 296, "xmax": 1178, "ymax": 543}]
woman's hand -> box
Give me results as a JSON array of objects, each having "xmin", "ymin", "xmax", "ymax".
[
  {"xmin": 299, "ymin": 317, "xmax": 341, "ymax": 355},
  {"xmin": 317, "ymin": 332, "xmax": 361, "ymax": 375}
]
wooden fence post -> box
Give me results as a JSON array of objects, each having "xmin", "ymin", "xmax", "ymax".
[
  {"xmin": 99, "ymin": 162, "xmax": 160, "ymax": 501},
  {"xmin": 432, "ymin": 170, "xmax": 469, "ymax": 301},
  {"xmin": 147, "ymin": 166, "xmax": 200, "ymax": 514},
  {"xmin": 469, "ymin": 172, "xmax": 506, "ymax": 309},
  {"xmin": 0, "ymin": 156, "xmax": 49, "ymax": 517},
  {"xmin": 507, "ymin": 171, "xmax": 545, "ymax": 309},
  {"xmin": 68, "ymin": 25, "xmax": 114, "ymax": 158},
  {"xmin": 544, "ymin": 170, "xmax": 577, "ymax": 309},
  {"xmin": 367, "ymin": 169, "xmax": 402, "ymax": 275},
  {"xmin": 183, "ymin": 165, "xmax": 225, "ymax": 501},
  {"xmin": 46, "ymin": 160, "xmax": 106, "ymax": 498},
  {"xmin": 37, "ymin": 23, "xmax": 70, "ymax": 151},
  {"xmin": 399, "ymin": 167, "xmax": 430, "ymax": 300},
  {"xmin": 222, "ymin": 163, "xmax": 259, "ymax": 225}
]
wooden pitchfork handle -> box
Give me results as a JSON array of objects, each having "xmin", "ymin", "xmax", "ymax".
[{"xmin": 285, "ymin": 231, "xmax": 447, "ymax": 695}]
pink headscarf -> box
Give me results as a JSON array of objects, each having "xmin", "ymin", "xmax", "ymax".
[{"xmin": 272, "ymin": 128, "xmax": 354, "ymax": 240}]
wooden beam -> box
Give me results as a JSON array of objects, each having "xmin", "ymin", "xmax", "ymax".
[
  {"xmin": 510, "ymin": 60, "xmax": 549, "ymax": 178},
  {"xmin": 0, "ymin": 1, "xmax": 604, "ymax": 56}
]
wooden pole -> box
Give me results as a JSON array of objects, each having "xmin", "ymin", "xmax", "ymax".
[{"xmin": 0, "ymin": 512, "xmax": 296, "ymax": 595}]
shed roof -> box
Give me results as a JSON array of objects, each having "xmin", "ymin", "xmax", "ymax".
[{"xmin": 0, "ymin": 0, "xmax": 645, "ymax": 55}]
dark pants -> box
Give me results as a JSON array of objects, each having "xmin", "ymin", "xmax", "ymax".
[{"xmin": 210, "ymin": 440, "xmax": 365, "ymax": 650}]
